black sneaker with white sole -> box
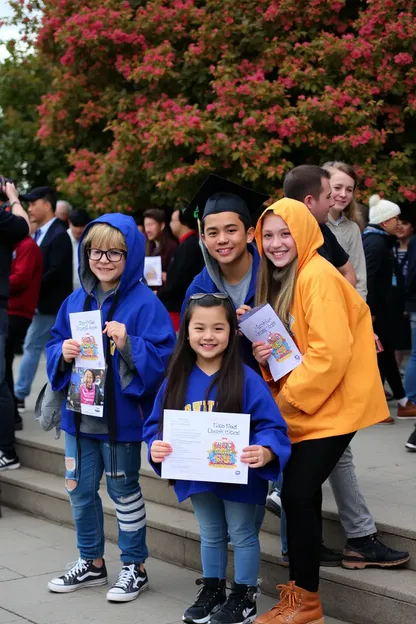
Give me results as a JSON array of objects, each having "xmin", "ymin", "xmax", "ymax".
[
  {"xmin": 183, "ymin": 578, "xmax": 226, "ymax": 624},
  {"xmin": 48, "ymin": 558, "xmax": 107, "ymax": 592},
  {"xmin": 0, "ymin": 453, "xmax": 20, "ymax": 472},
  {"xmin": 405, "ymin": 427, "xmax": 416, "ymax": 451},
  {"xmin": 15, "ymin": 398, "xmax": 25, "ymax": 412},
  {"xmin": 107, "ymin": 563, "xmax": 148, "ymax": 602},
  {"xmin": 210, "ymin": 583, "xmax": 257, "ymax": 624}
]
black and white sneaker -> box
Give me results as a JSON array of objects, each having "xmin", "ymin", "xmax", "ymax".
[
  {"xmin": 405, "ymin": 427, "xmax": 416, "ymax": 451},
  {"xmin": 265, "ymin": 488, "xmax": 281, "ymax": 517},
  {"xmin": 210, "ymin": 583, "xmax": 257, "ymax": 624},
  {"xmin": 48, "ymin": 558, "xmax": 107, "ymax": 592},
  {"xmin": 183, "ymin": 578, "xmax": 226, "ymax": 623},
  {"xmin": 107, "ymin": 564, "xmax": 148, "ymax": 602},
  {"xmin": 0, "ymin": 453, "xmax": 20, "ymax": 472},
  {"xmin": 15, "ymin": 398, "xmax": 25, "ymax": 412}
]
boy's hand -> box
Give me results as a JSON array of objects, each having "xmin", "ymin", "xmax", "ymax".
[
  {"xmin": 253, "ymin": 340, "xmax": 272, "ymax": 366},
  {"xmin": 236, "ymin": 304, "xmax": 251, "ymax": 320},
  {"xmin": 151, "ymin": 440, "xmax": 172, "ymax": 463},
  {"xmin": 241, "ymin": 445, "xmax": 275, "ymax": 468},
  {"xmin": 62, "ymin": 339, "xmax": 80, "ymax": 363},
  {"xmin": 103, "ymin": 321, "xmax": 127, "ymax": 350}
]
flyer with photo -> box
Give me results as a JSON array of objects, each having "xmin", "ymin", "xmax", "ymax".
[
  {"xmin": 239, "ymin": 304, "xmax": 302, "ymax": 381},
  {"xmin": 144, "ymin": 256, "xmax": 163, "ymax": 286}
]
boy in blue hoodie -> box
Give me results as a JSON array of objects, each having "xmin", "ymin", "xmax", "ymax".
[
  {"xmin": 46, "ymin": 214, "xmax": 175, "ymax": 602},
  {"xmin": 181, "ymin": 175, "xmax": 269, "ymax": 370}
]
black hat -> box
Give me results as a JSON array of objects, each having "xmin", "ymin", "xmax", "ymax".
[
  {"xmin": 185, "ymin": 174, "xmax": 270, "ymax": 222},
  {"xmin": 20, "ymin": 186, "xmax": 56, "ymax": 203}
]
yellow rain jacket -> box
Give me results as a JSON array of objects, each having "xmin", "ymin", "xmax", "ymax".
[{"xmin": 255, "ymin": 198, "xmax": 388, "ymax": 443}]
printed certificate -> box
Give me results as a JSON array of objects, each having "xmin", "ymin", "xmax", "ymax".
[
  {"xmin": 239, "ymin": 304, "xmax": 302, "ymax": 381},
  {"xmin": 161, "ymin": 410, "xmax": 250, "ymax": 484}
]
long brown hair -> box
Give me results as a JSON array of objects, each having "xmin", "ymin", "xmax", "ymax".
[
  {"xmin": 256, "ymin": 252, "xmax": 298, "ymax": 331},
  {"xmin": 322, "ymin": 161, "xmax": 359, "ymax": 223}
]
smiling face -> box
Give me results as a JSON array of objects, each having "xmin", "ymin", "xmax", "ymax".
[
  {"xmin": 262, "ymin": 213, "xmax": 297, "ymax": 268},
  {"xmin": 84, "ymin": 370, "xmax": 94, "ymax": 388},
  {"xmin": 396, "ymin": 218, "xmax": 414, "ymax": 240},
  {"xmin": 201, "ymin": 212, "xmax": 254, "ymax": 266},
  {"xmin": 188, "ymin": 304, "xmax": 230, "ymax": 366},
  {"xmin": 329, "ymin": 170, "xmax": 355, "ymax": 215},
  {"xmin": 88, "ymin": 243, "xmax": 126, "ymax": 291}
]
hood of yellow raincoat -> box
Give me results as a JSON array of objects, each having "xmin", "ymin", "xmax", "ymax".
[{"xmin": 254, "ymin": 198, "xmax": 324, "ymax": 273}]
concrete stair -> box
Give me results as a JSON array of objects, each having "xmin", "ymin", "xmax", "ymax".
[{"xmin": 1, "ymin": 420, "xmax": 416, "ymax": 624}]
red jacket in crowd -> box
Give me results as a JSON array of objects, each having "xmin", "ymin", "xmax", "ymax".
[{"xmin": 8, "ymin": 236, "xmax": 43, "ymax": 320}]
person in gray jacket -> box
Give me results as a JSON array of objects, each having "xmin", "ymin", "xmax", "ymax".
[{"xmin": 323, "ymin": 161, "xmax": 367, "ymax": 300}]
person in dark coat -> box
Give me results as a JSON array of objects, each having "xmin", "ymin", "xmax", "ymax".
[
  {"xmin": 157, "ymin": 208, "xmax": 204, "ymax": 330},
  {"xmin": 14, "ymin": 186, "xmax": 73, "ymax": 411},
  {"xmin": 143, "ymin": 208, "xmax": 177, "ymax": 281},
  {"xmin": 363, "ymin": 194, "xmax": 416, "ymax": 420}
]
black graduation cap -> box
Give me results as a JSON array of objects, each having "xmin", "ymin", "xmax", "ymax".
[{"xmin": 185, "ymin": 174, "xmax": 270, "ymax": 222}]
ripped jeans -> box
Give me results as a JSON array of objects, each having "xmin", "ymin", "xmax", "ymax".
[{"xmin": 64, "ymin": 433, "xmax": 147, "ymax": 564}]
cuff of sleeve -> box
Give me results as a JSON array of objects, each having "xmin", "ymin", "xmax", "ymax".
[{"xmin": 118, "ymin": 336, "xmax": 135, "ymax": 370}]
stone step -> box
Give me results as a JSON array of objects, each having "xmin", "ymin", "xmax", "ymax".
[
  {"xmin": 0, "ymin": 466, "xmax": 415, "ymax": 624},
  {"xmin": 15, "ymin": 430, "xmax": 416, "ymax": 571}
]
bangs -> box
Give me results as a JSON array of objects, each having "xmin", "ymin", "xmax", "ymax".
[{"xmin": 84, "ymin": 223, "xmax": 127, "ymax": 250}]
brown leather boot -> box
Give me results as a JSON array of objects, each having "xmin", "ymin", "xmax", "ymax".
[{"xmin": 254, "ymin": 581, "xmax": 325, "ymax": 623}]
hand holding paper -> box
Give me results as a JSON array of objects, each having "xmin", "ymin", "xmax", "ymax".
[
  {"xmin": 151, "ymin": 440, "xmax": 172, "ymax": 463},
  {"xmin": 252, "ymin": 340, "xmax": 272, "ymax": 367},
  {"xmin": 240, "ymin": 444, "xmax": 274, "ymax": 468},
  {"xmin": 103, "ymin": 321, "xmax": 127, "ymax": 350},
  {"xmin": 62, "ymin": 339, "xmax": 81, "ymax": 363}
]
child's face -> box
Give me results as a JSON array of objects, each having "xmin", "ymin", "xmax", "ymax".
[
  {"xmin": 201, "ymin": 212, "xmax": 254, "ymax": 267},
  {"xmin": 88, "ymin": 243, "xmax": 126, "ymax": 291},
  {"xmin": 84, "ymin": 371, "xmax": 94, "ymax": 388},
  {"xmin": 188, "ymin": 305, "xmax": 230, "ymax": 364},
  {"xmin": 262, "ymin": 213, "xmax": 297, "ymax": 268}
]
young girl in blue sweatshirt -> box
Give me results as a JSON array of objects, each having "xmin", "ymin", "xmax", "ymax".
[
  {"xmin": 144, "ymin": 293, "xmax": 290, "ymax": 624},
  {"xmin": 45, "ymin": 214, "xmax": 175, "ymax": 602}
]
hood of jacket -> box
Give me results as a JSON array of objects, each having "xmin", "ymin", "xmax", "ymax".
[
  {"xmin": 199, "ymin": 237, "xmax": 259, "ymax": 293},
  {"xmin": 78, "ymin": 213, "xmax": 146, "ymax": 295},
  {"xmin": 254, "ymin": 198, "xmax": 324, "ymax": 274}
]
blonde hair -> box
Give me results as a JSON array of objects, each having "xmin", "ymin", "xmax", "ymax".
[
  {"xmin": 322, "ymin": 161, "xmax": 359, "ymax": 223},
  {"xmin": 83, "ymin": 223, "xmax": 127, "ymax": 250},
  {"xmin": 255, "ymin": 253, "xmax": 298, "ymax": 331}
]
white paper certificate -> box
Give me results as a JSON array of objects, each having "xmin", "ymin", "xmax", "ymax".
[
  {"xmin": 161, "ymin": 410, "xmax": 250, "ymax": 485},
  {"xmin": 144, "ymin": 256, "xmax": 163, "ymax": 286},
  {"xmin": 69, "ymin": 310, "xmax": 105, "ymax": 369}
]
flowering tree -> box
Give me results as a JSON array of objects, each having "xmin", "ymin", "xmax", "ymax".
[{"xmin": 8, "ymin": 0, "xmax": 416, "ymax": 212}]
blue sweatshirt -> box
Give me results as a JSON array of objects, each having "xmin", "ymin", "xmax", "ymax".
[
  {"xmin": 46, "ymin": 213, "xmax": 176, "ymax": 443},
  {"xmin": 181, "ymin": 244, "xmax": 261, "ymax": 371},
  {"xmin": 143, "ymin": 364, "xmax": 291, "ymax": 505}
]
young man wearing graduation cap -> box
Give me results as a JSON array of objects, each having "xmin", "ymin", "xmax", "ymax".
[{"xmin": 182, "ymin": 175, "xmax": 269, "ymax": 368}]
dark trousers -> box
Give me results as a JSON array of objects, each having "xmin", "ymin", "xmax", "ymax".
[
  {"xmin": 281, "ymin": 432, "xmax": 355, "ymax": 593},
  {"xmin": 0, "ymin": 309, "xmax": 16, "ymax": 458},
  {"xmin": 5, "ymin": 315, "xmax": 32, "ymax": 422},
  {"xmin": 375, "ymin": 320, "xmax": 405, "ymax": 399}
]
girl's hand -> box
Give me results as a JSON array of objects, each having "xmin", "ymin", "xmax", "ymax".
[
  {"xmin": 236, "ymin": 304, "xmax": 252, "ymax": 321},
  {"xmin": 62, "ymin": 339, "xmax": 80, "ymax": 363},
  {"xmin": 241, "ymin": 445, "xmax": 275, "ymax": 468},
  {"xmin": 103, "ymin": 321, "xmax": 127, "ymax": 350},
  {"xmin": 151, "ymin": 440, "xmax": 173, "ymax": 463},
  {"xmin": 253, "ymin": 340, "xmax": 272, "ymax": 366}
]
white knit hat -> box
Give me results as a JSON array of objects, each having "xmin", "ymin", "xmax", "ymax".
[{"xmin": 369, "ymin": 194, "xmax": 401, "ymax": 225}]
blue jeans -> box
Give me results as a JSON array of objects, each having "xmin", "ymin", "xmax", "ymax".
[
  {"xmin": 191, "ymin": 492, "xmax": 259, "ymax": 586},
  {"xmin": 14, "ymin": 312, "xmax": 56, "ymax": 400},
  {"xmin": 0, "ymin": 309, "xmax": 16, "ymax": 457},
  {"xmin": 271, "ymin": 477, "xmax": 288, "ymax": 554},
  {"xmin": 405, "ymin": 313, "xmax": 416, "ymax": 403},
  {"xmin": 65, "ymin": 433, "xmax": 148, "ymax": 564}
]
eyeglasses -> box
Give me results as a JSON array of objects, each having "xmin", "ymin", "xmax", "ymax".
[
  {"xmin": 189, "ymin": 292, "xmax": 229, "ymax": 301},
  {"xmin": 87, "ymin": 248, "xmax": 126, "ymax": 262}
]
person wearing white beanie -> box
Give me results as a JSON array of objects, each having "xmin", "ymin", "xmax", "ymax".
[{"xmin": 363, "ymin": 194, "xmax": 416, "ymax": 420}]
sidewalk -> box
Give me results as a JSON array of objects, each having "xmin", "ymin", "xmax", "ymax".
[{"xmin": 0, "ymin": 508, "xmax": 346, "ymax": 624}]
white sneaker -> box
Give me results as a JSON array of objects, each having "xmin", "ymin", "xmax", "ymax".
[
  {"xmin": 265, "ymin": 489, "xmax": 282, "ymax": 517},
  {"xmin": 107, "ymin": 564, "xmax": 148, "ymax": 602}
]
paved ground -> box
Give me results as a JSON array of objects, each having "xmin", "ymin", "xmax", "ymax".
[{"xmin": 0, "ymin": 508, "xmax": 348, "ymax": 624}]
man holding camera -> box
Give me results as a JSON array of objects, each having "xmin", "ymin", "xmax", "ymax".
[{"xmin": 0, "ymin": 177, "xmax": 30, "ymax": 470}]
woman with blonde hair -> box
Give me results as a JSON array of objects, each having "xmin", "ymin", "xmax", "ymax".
[
  {"xmin": 252, "ymin": 198, "xmax": 393, "ymax": 624},
  {"xmin": 322, "ymin": 161, "xmax": 367, "ymax": 299}
]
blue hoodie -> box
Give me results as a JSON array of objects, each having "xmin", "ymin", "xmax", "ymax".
[
  {"xmin": 143, "ymin": 364, "xmax": 291, "ymax": 505},
  {"xmin": 181, "ymin": 244, "xmax": 261, "ymax": 371},
  {"xmin": 46, "ymin": 214, "xmax": 176, "ymax": 442}
]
